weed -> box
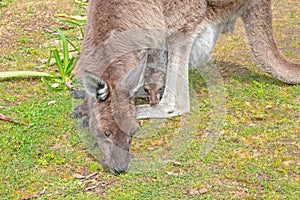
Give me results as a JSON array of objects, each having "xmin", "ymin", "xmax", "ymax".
[
  {"xmin": 41, "ymin": 28, "xmax": 80, "ymax": 90},
  {"xmin": 18, "ymin": 36, "xmax": 30, "ymax": 44},
  {"xmin": 53, "ymin": 28, "xmax": 77, "ymax": 82}
]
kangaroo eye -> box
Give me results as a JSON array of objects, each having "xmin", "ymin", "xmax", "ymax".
[
  {"xmin": 144, "ymin": 87, "xmax": 149, "ymax": 93},
  {"xmin": 158, "ymin": 87, "xmax": 164, "ymax": 92}
]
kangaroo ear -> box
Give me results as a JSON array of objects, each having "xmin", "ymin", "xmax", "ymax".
[
  {"xmin": 120, "ymin": 56, "xmax": 147, "ymax": 97},
  {"xmin": 83, "ymin": 71, "xmax": 109, "ymax": 101}
]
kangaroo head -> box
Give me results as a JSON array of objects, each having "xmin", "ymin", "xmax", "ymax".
[
  {"xmin": 144, "ymin": 68, "xmax": 166, "ymax": 105},
  {"xmin": 82, "ymin": 70, "xmax": 139, "ymax": 174}
]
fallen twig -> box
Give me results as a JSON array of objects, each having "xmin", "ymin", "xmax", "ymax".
[
  {"xmin": 19, "ymin": 194, "xmax": 40, "ymax": 200},
  {"xmin": 73, "ymin": 172, "xmax": 98, "ymax": 179},
  {"xmin": 0, "ymin": 113, "xmax": 31, "ymax": 126}
]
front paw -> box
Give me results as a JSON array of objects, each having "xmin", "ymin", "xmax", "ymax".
[
  {"xmin": 72, "ymin": 90, "xmax": 86, "ymax": 99},
  {"xmin": 73, "ymin": 105, "xmax": 88, "ymax": 119},
  {"xmin": 82, "ymin": 116, "xmax": 90, "ymax": 128}
]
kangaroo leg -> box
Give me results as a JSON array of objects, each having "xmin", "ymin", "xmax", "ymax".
[{"xmin": 72, "ymin": 90, "xmax": 86, "ymax": 99}]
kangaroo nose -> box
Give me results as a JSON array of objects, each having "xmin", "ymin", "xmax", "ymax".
[
  {"xmin": 108, "ymin": 165, "xmax": 129, "ymax": 175},
  {"xmin": 104, "ymin": 158, "xmax": 130, "ymax": 175},
  {"xmin": 149, "ymin": 94, "xmax": 159, "ymax": 105}
]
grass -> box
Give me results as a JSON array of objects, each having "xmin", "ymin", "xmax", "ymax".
[
  {"xmin": 0, "ymin": 0, "xmax": 15, "ymax": 7},
  {"xmin": 0, "ymin": 0, "xmax": 299, "ymax": 199}
]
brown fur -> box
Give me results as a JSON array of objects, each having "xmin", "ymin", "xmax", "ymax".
[
  {"xmin": 74, "ymin": 0, "xmax": 300, "ymax": 173},
  {"xmin": 144, "ymin": 67, "xmax": 165, "ymax": 105}
]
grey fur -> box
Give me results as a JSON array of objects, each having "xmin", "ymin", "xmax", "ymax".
[{"xmin": 73, "ymin": 0, "xmax": 300, "ymax": 174}]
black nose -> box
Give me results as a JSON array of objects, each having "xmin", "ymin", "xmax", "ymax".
[
  {"xmin": 108, "ymin": 166, "xmax": 129, "ymax": 175},
  {"xmin": 110, "ymin": 168, "xmax": 126, "ymax": 175},
  {"xmin": 104, "ymin": 160, "xmax": 130, "ymax": 175},
  {"xmin": 116, "ymin": 162, "xmax": 130, "ymax": 173}
]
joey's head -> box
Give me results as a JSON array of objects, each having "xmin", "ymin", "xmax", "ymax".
[
  {"xmin": 82, "ymin": 71, "xmax": 139, "ymax": 174},
  {"xmin": 144, "ymin": 68, "xmax": 166, "ymax": 105}
]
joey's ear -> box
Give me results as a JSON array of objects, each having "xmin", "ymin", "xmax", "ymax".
[{"xmin": 83, "ymin": 71, "xmax": 109, "ymax": 101}]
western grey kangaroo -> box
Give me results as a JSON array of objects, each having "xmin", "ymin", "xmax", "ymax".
[{"xmin": 73, "ymin": 0, "xmax": 300, "ymax": 174}]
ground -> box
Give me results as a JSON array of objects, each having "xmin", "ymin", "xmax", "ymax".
[{"xmin": 0, "ymin": 0, "xmax": 299, "ymax": 199}]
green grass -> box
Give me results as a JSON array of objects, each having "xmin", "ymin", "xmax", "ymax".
[
  {"xmin": 0, "ymin": 0, "xmax": 299, "ymax": 199},
  {"xmin": 0, "ymin": 0, "xmax": 15, "ymax": 7}
]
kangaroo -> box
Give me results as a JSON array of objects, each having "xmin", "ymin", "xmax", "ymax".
[
  {"xmin": 73, "ymin": 0, "xmax": 300, "ymax": 174},
  {"xmin": 139, "ymin": 48, "xmax": 167, "ymax": 105},
  {"xmin": 144, "ymin": 67, "xmax": 166, "ymax": 105}
]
